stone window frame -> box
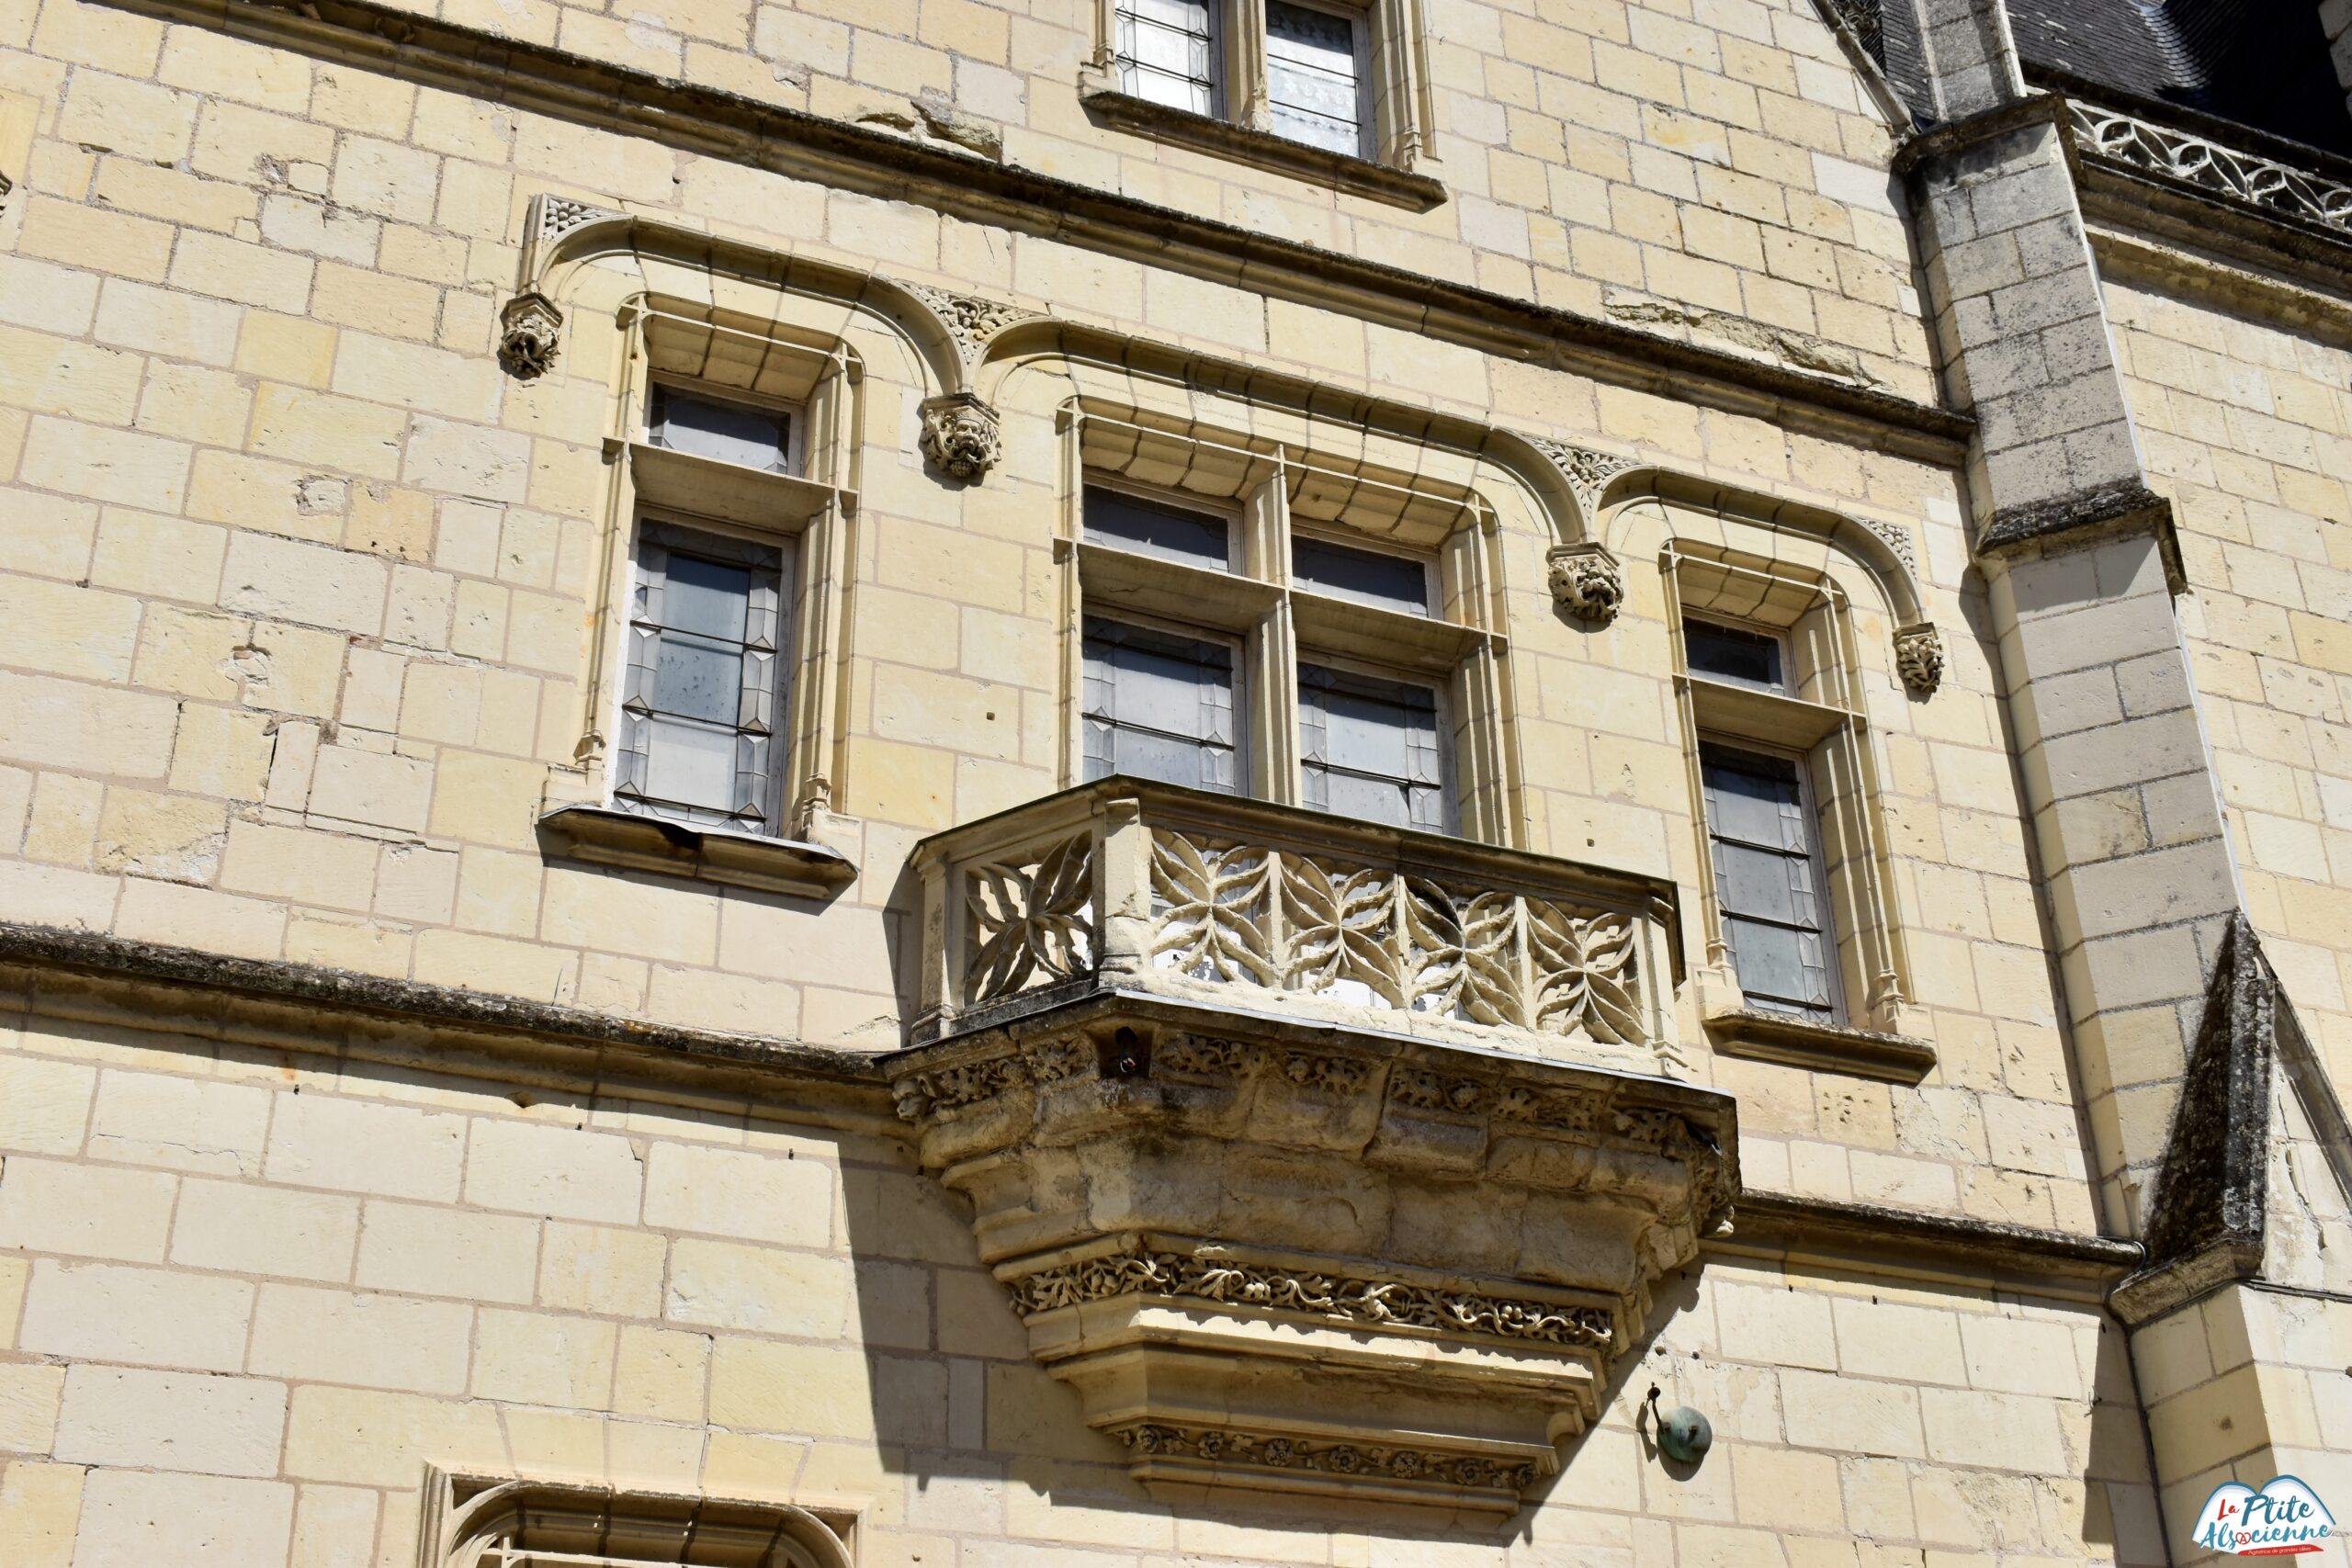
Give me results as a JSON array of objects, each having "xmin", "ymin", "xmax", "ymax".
[
  {"xmin": 1078, "ymin": 0, "xmax": 1445, "ymax": 209},
  {"xmin": 1056, "ymin": 405, "xmax": 1517, "ymax": 846},
  {"xmin": 537, "ymin": 299, "xmax": 862, "ymax": 898},
  {"xmin": 1663, "ymin": 543, "xmax": 1934, "ymax": 1079},
  {"xmin": 417, "ymin": 1470, "xmax": 854, "ymax": 1568}
]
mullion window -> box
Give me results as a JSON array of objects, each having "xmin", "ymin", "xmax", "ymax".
[
  {"xmin": 617, "ymin": 521, "xmax": 791, "ymax": 834},
  {"xmin": 1700, "ymin": 742, "xmax": 1836, "ymax": 1021}
]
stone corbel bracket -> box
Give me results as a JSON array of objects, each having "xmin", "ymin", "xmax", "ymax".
[
  {"xmin": 1894, "ymin": 622, "xmax": 1945, "ymax": 696},
  {"xmin": 1547, "ymin": 539, "xmax": 1624, "ymax": 626},
  {"xmin": 886, "ymin": 996, "xmax": 1737, "ymax": 1516},
  {"xmin": 899, "ymin": 280, "xmax": 1044, "ymax": 483},
  {"xmin": 492, "ymin": 198, "xmax": 1043, "ymax": 489},
  {"xmin": 497, "ymin": 196, "xmax": 626, "ymax": 380}
]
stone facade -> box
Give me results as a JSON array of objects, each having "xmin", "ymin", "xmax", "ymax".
[{"xmin": 0, "ymin": 0, "xmax": 2348, "ymax": 1559}]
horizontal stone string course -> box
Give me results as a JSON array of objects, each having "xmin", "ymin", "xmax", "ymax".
[{"xmin": 1003, "ymin": 1245, "xmax": 1618, "ymax": 1348}]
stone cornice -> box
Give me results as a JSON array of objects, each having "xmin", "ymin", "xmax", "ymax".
[
  {"xmin": 99, "ymin": 0, "xmax": 1973, "ymax": 461},
  {"xmin": 0, "ymin": 920, "xmax": 896, "ymax": 1129},
  {"xmin": 1724, "ymin": 1191, "xmax": 2143, "ymax": 1286}
]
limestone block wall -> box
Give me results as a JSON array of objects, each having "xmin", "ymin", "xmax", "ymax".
[
  {"xmin": 2103, "ymin": 271, "xmax": 2352, "ymax": 1101},
  {"xmin": 0, "ymin": 0, "xmax": 2110, "ymax": 1225},
  {"xmin": 0, "ymin": 1000, "xmax": 2163, "ymax": 1566},
  {"xmin": 155, "ymin": 0, "xmax": 1936, "ymax": 395}
]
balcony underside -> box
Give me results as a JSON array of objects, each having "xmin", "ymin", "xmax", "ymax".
[{"xmin": 887, "ymin": 987, "xmax": 1736, "ymax": 1517}]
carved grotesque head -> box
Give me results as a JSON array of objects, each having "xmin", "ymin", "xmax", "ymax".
[
  {"xmin": 496, "ymin": 292, "xmax": 564, "ymax": 380},
  {"xmin": 1546, "ymin": 544, "xmax": 1624, "ymax": 626},
  {"xmin": 919, "ymin": 392, "xmax": 1001, "ymax": 481}
]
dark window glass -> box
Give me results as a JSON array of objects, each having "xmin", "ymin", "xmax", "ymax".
[
  {"xmin": 650, "ymin": 387, "xmax": 791, "ymax": 473},
  {"xmin": 1685, "ymin": 620, "xmax": 1785, "ymax": 693},
  {"xmin": 1292, "ymin": 536, "xmax": 1430, "ymax": 615},
  {"xmin": 1083, "ymin": 487, "xmax": 1232, "ymax": 570},
  {"xmin": 1700, "ymin": 743, "xmax": 1835, "ymax": 1021},
  {"xmin": 1082, "ymin": 617, "xmax": 1238, "ymax": 792}
]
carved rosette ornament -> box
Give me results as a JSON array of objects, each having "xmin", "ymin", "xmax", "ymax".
[
  {"xmin": 1547, "ymin": 540, "xmax": 1625, "ymax": 626},
  {"xmin": 918, "ymin": 390, "xmax": 1001, "ymax": 481},
  {"xmin": 887, "ymin": 1011, "xmax": 1736, "ymax": 1514},
  {"xmin": 1894, "ymin": 623, "xmax": 1944, "ymax": 696},
  {"xmin": 496, "ymin": 291, "xmax": 564, "ymax": 380},
  {"xmin": 1528, "ymin": 437, "xmax": 1636, "ymax": 521}
]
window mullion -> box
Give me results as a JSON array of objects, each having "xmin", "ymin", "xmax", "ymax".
[{"xmin": 1228, "ymin": 0, "xmax": 1271, "ymax": 130}]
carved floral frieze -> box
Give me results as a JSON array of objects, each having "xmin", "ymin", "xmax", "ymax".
[{"xmin": 1005, "ymin": 1241, "xmax": 1616, "ymax": 1349}]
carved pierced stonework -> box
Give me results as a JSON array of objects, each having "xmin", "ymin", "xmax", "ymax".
[
  {"xmin": 1545, "ymin": 541, "xmax": 1626, "ymax": 626},
  {"xmin": 1151, "ymin": 830, "xmax": 1646, "ymax": 1043},
  {"xmin": 918, "ymin": 389, "xmax": 1002, "ymax": 480},
  {"xmin": 2070, "ymin": 99, "xmax": 2352, "ymax": 235},
  {"xmin": 964, "ymin": 833, "xmax": 1094, "ymax": 1004},
  {"xmin": 496, "ymin": 291, "xmax": 564, "ymax": 379},
  {"xmin": 1894, "ymin": 623, "xmax": 1945, "ymax": 696}
]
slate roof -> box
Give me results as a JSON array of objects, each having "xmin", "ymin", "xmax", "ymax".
[{"xmin": 1875, "ymin": 0, "xmax": 2352, "ymax": 158}]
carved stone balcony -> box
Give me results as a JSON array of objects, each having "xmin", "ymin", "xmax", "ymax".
[
  {"xmin": 890, "ymin": 781, "xmax": 1736, "ymax": 1517},
  {"xmin": 910, "ymin": 777, "xmax": 1687, "ymax": 1074}
]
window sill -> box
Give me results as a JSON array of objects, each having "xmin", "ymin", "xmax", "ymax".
[
  {"xmin": 538, "ymin": 805, "xmax": 856, "ymax": 899},
  {"xmin": 1704, "ymin": 1007, "xmax": 1937, "ymax": 1083},
  {"xmin": 1077, "ymin": 85, "xmax": 1446, "ymax": 212}
]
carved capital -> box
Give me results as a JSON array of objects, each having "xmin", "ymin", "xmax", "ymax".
[
  {"xmin": 919, "ymin": 390, "xmax": 1002, "ymax": 481},
  {"xmin": 496, "ymin": 290, "xmax": 564, "ymax": 380},
  {"xmin": 1547, "ymin": 540, "xmax": 1624, "ymax": 626},
  {"xmin": 1894, "ymin": 623, "xmax": 1944, "ymax": 696}
]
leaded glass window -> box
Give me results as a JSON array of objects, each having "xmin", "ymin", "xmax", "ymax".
[
  {"xmin": 1700, "ymin": 742, "xmax": 1837, "ymax": 1021},
  {"xmin": 1300, "ymin": 662, "xmax": 1443, "ymax": 830},
  {"xmin": 1116, "ymin": 0, "xmax": 1219, "ymax": 115},
  {"xmin": 1267, "ymin": 0, "xmax": 1367, "ymax": 156},
  {"xmin": 1082, "ymin": 617, "xmax": 1240, "ymax": 792},
  {"xmin": 616, "ymin": 522, "xmax": 791, "ymax": 834}
]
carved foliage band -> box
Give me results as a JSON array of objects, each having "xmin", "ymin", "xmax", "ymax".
[
  {"xmin": 1151, "ymin": 831, "xmax": 1645, "ymax": 1043},
  {"xmin": 966, "ymin": 836, "xmax": 1095, "ymax": 1003},
  {"xmin": 1113, "ymin": 1423, "xmax": 1540, "ymax": 1491},
  {"xmin": 1008, "ymin": 1244, "xmax": 1614, "ymax": 1349}
]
